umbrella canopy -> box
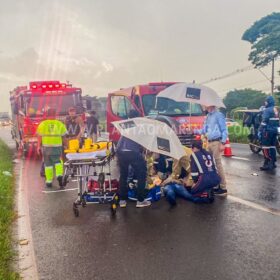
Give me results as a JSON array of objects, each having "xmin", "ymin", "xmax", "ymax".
[
  {"xmin": 112, "ymin": 117, "xmax": 185, "ymax": 160},
  {"xmin": 157, "ymin": 83, "xmax": 225, "ymax": 108}
]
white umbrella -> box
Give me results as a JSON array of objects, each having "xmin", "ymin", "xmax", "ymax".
[
  {"xmin": 112, "ymin": 117, "xmax": 185, "ymax": 160},
  {"xmin": 157, "ymin": 83, "xmax": 225, "ymax": 108}
]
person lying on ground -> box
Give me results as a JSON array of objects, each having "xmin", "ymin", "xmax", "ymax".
[
  {"xmin": 162, "ymin": 146, "xmax": 194, "ymax": 206},
  {"xmin": 162, "ymin": 141, "xmax": 221, "ymax": 206}
]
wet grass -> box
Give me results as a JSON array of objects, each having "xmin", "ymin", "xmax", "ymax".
[
  {"xmin": 0, "ymin": 140, "xmax": 19, "ymax": 279},
  {"xmin": 228, "ymin": 125, "xmax": 250, "ymax": 144}
]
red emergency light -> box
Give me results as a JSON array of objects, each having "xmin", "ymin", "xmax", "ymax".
[{"xmin": 29, "ymin": 81, "xmax": 71, "ymax": 91}]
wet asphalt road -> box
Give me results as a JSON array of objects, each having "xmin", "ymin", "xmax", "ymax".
[{"xmin": 1, "ymin": 127, "xmax": 280, "ymax": 280}]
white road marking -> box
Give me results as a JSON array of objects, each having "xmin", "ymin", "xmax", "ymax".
[
  {"xmin": 230, "ymin": 156, "xmax": 251, "ymax": 161},
  {"xmin": 42, "ymin": 187, "xmax": 78, "ymax": 194},
  {"xmin": 228, "ymin": 195, "xmax": 280, "ymax": 217},
  {"xmin": 16, "ymin": 160, "xmax": 39, "ymax": 279}
]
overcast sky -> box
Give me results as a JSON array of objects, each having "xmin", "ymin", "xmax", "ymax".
[{"xmin": 0, "ymin": 0, "xmax": 280, "ymax": 112}]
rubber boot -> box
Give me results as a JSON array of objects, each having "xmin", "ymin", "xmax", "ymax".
[
  {"xmin": 55, "ymin": 161, "xmax": 64, "ymax": 188},
  {"xmin": 260, "ymin": 159, "xmax": 269, "ymax": 171},
  {"xmin": 57, "ymin": 176, "xmax": 64, "ymax": 189},
  {"xmin": 267, "ymin": 161, "xmax": 275, "ymax": 171},
  {"xmin": 45, "ymin": 166, "xmax": 54, "ymax": 187}
]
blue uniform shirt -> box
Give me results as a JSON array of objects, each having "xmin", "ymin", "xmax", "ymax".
[
  {"xmin": 260, "ymin": 96, "xmax": 278, "ymax": 131},
  {"xmin": 196, "ymin": 110, "xmax": 228, "ymax": 143},
  {"xmin": 190, "ymin": 149, "xmax": 221, "ymax": 194},
  {"xmin": 116, "ymin": 136, "xmax": 142, "ymax": 153}
]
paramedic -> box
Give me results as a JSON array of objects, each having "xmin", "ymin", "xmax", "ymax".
[
  {"xmin": 65, "ymin": 107, "xmax": 85, "ymax": 141},
  {"xmin": 36, "ymin": 108, "xmax": 67, "ymax": 188},
  {"xmin": 116, "ymin": 110, "xmax": 151, "ymax": 208},
  {"xmin": 190, "ymin": 140, "xmax": 221, "ymax": 200},
  {"xmin": 86, "ymin": 110, "xmax": 99, "ymax": 142}
]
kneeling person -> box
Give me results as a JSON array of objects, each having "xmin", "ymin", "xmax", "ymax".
[{"xmin": 190, "ymin": 141, "xmax": 221, "ymax": 201}]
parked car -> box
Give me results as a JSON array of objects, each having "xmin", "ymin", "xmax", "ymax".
[
  {"xmin": 0, "ymin": 112, "xmax": 11, "ymax": 126},
  {"xmin": 226, "ymin": 118, "xmax": 239, "ymax": 127}
]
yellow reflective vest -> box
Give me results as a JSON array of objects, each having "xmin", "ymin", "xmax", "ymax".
[{"xmin": 36, "ymin": 120, "xmax": 67, "ymax": 147}]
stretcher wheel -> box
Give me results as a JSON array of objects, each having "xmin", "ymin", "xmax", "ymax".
[
  {"xmin": 73, "ymin": 207, "xmax": 79, "ymax": 217},
  {"xmin": 111, "ymin": 203, "xmax": 117, "ymax": 216},
  {"xmin": 73, "ymin": 203, "xmax": 79, "ymax": 217},
  {"xmin": 81, "ymin": 199, "xmax": 86, "ymax": 208},
  {"xmin": 62, "ymin": 175, "xmax": 68, "ymax": 186}
]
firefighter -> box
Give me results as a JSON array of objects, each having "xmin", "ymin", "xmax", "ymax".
[
  {"xmin": 259, "ymin": 96, "xmax": 279, "ymax": 171},
  {"xmin": 86, "ymin": 110, "xmax": 99, "ymax": 143},
  {"xmin": 65, "ymin": 107, "xmax": 85, "ymax": 142},
  {"xmin": 36, "ymin": 108, "xmax": 67, "ymax": 188}
]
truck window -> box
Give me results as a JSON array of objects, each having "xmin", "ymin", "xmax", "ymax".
[
  {"xmin": 24, "ymin": 93, "xmax": 82, "ymax": 116},
  {"xmin": 156, "ymin": 97, "xmax": 203, "ymax": 116},
  {"xmin": 142, "ymin": 94, "xmax": 157, "ymax": 115},
  {"xmin": 111, "ymin": 95, "xmax": 133, "ymax": 119}
]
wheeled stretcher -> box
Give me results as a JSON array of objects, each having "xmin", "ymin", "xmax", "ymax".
[{"xmin": 63, "ymin": 140, "xmax": 119, "ymax": 217}]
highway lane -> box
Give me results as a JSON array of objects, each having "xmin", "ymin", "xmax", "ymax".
[{"xmin": 1, "ymin": 127, "xmax": 280, "ymax": 280}]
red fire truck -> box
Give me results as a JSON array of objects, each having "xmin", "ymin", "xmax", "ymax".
[
  {"xmin": 106, "ymin": 82, "xmax": 206, "ymax": 145},
  {"xmin": 10, "ymin": 81, "xmax": 83, "ymax": 156}
]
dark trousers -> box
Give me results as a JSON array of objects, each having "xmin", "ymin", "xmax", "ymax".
[
  {"xmin": 117, "ymin": 151, "xmax": 147, "ymax": 202},
  {"xmin": 261, "ymin": 131, "xmax": 277, "ymax": 164},
  {"xmin": 191, "ymin": 174, "xmax": 220, "ymax": 195},
  {"xmin": 164, "ymin": 183, "xmax": 193, "ymax": 205}
]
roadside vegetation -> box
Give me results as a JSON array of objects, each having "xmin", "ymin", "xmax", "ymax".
[
  {"xmin": 228, "ymin": 124, "xmax": 250, "ymax": 144},
  {"xmin": 0, "ymin": 140, "xmax": 19, "ymax": 279}
]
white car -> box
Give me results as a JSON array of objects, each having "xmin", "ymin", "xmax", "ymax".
[{"xmin": 226, "ymin": 118, "xmax": 239, "ymax": 127}]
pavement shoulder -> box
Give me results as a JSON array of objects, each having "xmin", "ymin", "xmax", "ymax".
[{"xmin": 14, "ymin": 159, "xmax": 39, "ymax": 280}]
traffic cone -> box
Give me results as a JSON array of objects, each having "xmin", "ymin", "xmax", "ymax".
[{"xmin": 223, "ymin": 138, "xmax": 233, "ymax": 157}]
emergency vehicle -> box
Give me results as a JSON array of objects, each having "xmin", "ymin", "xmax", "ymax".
[
  {"xmin": 10, "ymin": 81, "xmax": 83, "ymax": 156},
  {"xmin": 106, "ymin": 82, "xmax": 205, "ymax": 145}
]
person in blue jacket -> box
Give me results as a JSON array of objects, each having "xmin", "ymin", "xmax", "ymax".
[
  {"xmin": 259, "ymin": 96, "xmax": 279, "ymax": 171},
  {"xmin": 116, "ymin": 110, "xmax": 151, "ymax": 208}
]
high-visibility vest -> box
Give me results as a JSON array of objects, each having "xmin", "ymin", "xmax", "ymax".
[{"xmin": 37, "ymin": 120, "xmax": 67, "ymax": 147}]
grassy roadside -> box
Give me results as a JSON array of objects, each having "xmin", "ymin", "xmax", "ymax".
[
  {"xmin": 0, "ymin": 139, "xmax": 19, "ymax": 279},
  {"xmin": 228, "ymin": 125, "xmax": 250, "ymax": 144}
]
